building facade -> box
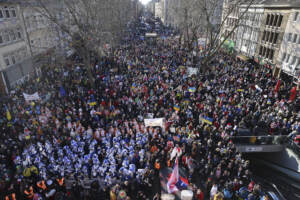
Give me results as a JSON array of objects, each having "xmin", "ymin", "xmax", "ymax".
[
  {"xmin": 276, "ymin": 8, "xmax": 300, "ymax": 83},
  {"xmin": 235, "ymin": 4, "xmax": 264, "ymax": 58},
  {"xmin": 0, "ymin": 1, "xmax": 32, "ymax": 93},
  {"xmin": 222, "ymin": 0, "xmax": 240, "ymax": 41},
  {"xmin": 255, "ymin": 7, "xmax": 289, "ymax": 76}
]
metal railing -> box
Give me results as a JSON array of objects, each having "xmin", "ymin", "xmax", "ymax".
[{"xmin": 229, "ymin": 135, "xmax": 287, "ymax": 145}]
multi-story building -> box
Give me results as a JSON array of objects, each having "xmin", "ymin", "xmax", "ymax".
[
  {"xmin": 0, "ymin": 0, "xmax": 69, "ymax": 94},
  {"xmin": 22, "ymin": 3, "xmax": 69, "ymax": 69},
  {"xmin": 222, "ymin": 0, "xmax": 240, "ymax": 41},
  {"xmin": 235, "ymin": 3, "xmax": 265, "ymax": 58},
  {"xmin": 256, "ymin": 2, "xmax": 290, "ymax": 76},
  {"xmin": 155, "ymin": 0, "xmax": 164, "ymax": 22},
  {"xmin": 276, "ymin": 6, "xmax": 300, "ymax": 83},
  {"xmin": 0, "ymin": 1, "xmax": 33, "ymax": 94}
]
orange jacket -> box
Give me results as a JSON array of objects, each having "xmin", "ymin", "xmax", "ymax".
[
  {"xmin": 155, "ymin": 162, "xmax": 160, "ymax": 170},
  {"xmin": 24, "ymin": 186, "xmax": 34, "ymax": 199},
  {"xmin": 37, "ymin": 180, "xmax": 47, "ymax": 190},
  {"xmin": 56, "ymin": 177, "xmax": 64, "ymax": 186},
  {"xmin": 5, "ymin": 193, "xmax": 16, "ymax": 200}
]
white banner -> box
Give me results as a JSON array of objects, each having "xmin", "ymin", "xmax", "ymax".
[
  {"xmin": 144, "ymin": 118, "xmax": 165, "ymax": 128},
  {"xmin": 187, "ymin": 67, "xmax": 198, "ymax": 77},
  {"xmin": 23, "ymin": 92, "xmax": 40, "ymax": 101}
]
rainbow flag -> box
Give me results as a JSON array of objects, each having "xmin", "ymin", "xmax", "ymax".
[{"xmin": 202, "ymin": 116, "xmax": 213, "ymax": 125}]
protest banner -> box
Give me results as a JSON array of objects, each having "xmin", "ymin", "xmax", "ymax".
[
  {"xmin": 187, "ymin": 67, "xmax": 198, "ymax": 77},
  {"xmin": 144, "ymin": 118, "xmax": 165, "ymax": 128},
  {"xmin": 23, "ymin": 92, "xmax": 40, "ymax": 101}
]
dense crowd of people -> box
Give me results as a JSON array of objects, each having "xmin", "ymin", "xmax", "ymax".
[{"xmin": 0, "ymin": 15, "xmax": 299, "ymax": 200}]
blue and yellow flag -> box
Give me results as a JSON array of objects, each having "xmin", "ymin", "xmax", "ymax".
[
  {"xmin": 173, "ymin": 105, "xmax": 180, "ymax": 111},
  {"xmin": 202, "ymin": 116, "xmax": 213, "ymax": 125},
  {"xmin": 88, "ymin": 95, "xmax": 96, "ymax": 106},
  {"xmin": 188, "ymin": 87, "xmax": 196, "ymax": 93},
  {"xmin": 5, "ymin": 105, "xmax": 11, "ymax": 121}
]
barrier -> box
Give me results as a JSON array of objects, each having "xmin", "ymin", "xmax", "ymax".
[
  {"xmin": 161, "ymin": 194, "xmax": 175, "ymax": 200},
  {"xmin": 181, "ymin": 190, "xmax": 193, "ymax": 200}
]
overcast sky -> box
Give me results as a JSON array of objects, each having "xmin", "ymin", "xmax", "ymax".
[{"xmin": 139, "ymin": 0, "xmax": 151, "ymax": 5}]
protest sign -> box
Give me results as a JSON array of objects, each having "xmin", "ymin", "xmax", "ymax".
[
  {"xmin": 187, "ymin": 67, "xmax": 198, "ymax": 77},
  {"xmin": 144, "ymin": 118, "xmax": 165, "ymax": 128},
  {"xmin": 23, "ymin": 92, "xmax": 40, "ymax": 101}
]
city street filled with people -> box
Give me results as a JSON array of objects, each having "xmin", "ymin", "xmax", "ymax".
[{"xmin": 0, "ymin": 15, "xmax": 299, "ymax": 200}]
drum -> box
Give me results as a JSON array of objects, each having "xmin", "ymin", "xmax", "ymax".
[
  {"xmin": 161, "ymin": 193, "xmax": 175, "ymax": 200},
  {"xmin": 181, "ymin": 190, "xmax": 193, "ymax": 200}
]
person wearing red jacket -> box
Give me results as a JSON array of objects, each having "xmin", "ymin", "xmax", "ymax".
[{"xmin": 195, "ymin": 189, "xmax": 204, "ymax": 200}]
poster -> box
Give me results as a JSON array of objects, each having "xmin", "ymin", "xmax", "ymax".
[{"xmin": 144, "ymin": 118, "xmax": 165, "ymax": 128}]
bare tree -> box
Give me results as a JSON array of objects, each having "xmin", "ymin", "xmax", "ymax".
[
  {"xmin": 168, "ymin": 0, "xmax": 255, "ymax": 69},
  {"xmin": 33, "ymin": 0, "xmax": 137, "ymax": 84}
]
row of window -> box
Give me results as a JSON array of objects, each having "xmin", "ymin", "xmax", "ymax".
[
  {"xmin": 262, "ymin": 31, "xmax": 279, "ymax": 44},
  {"xmin": 287, "ymin": 33, "xmax": 300, "ymax": 44},
  {"xmin": 293, "ymin": 12, "xmax": 299, "ymax": 22},
  {"xmin": 26, "ymin": 15, "xmax": 48, "ymax": 31},
  {"xmin": 226, "ymin": 18, "xmax": 238, "ymax": 27},
  {"xmin": 258, "ymin": 46, "xmax": 274, "ymax": 60},
  {"xmin": 242, "ymin": 13, "xmax": 262, "ymax": 25},
  {"xmin": 0, "ymin": 6, "xmax": 17, "ymax": 19},
  {"xmin": 0, "ymin": 27, "xmax": 23, "ymax": 45},
  {"xmin": 281, "ymin": 53, "xmax": 300, "ymax": 67},
  {"xmin": 4, "ymin": 47, "xmax": 28, "ymax": 67},
  {"xmin": 265, "ymin": 14, "xmax": 283, "ymax": 28}
]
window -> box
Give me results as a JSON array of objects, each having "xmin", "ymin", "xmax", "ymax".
[
  {"xmin": 4, "ymin": 57, "xmax": 10, "ymax": 66},
  {"xmin": 268, "ymin": 49, "xmax": 273, "ymax": 60},
  {"xmin": 33, "ymin": 16, "xmax": 37, "ymax": 27},
  {"xmin": 259, "ymin": 46, "xmax": 263, "ymax": 55},
  {"xmin": 291, "ymin": 56, "xmax": 297, "ymax": 65},
  {"xmin": 286, "ymin": 54, "xmax": 290, "ymax": 63},
  {"xmin": 0, "ymin": 10, "xmax": 3, "ymax": 18},
  {"xmin": 278, "ymin": 15, "xmax": 283, "ymax": 27},
  {"xmin": 293, "ymin": 34, "xmax": 298, "ymax": 43},
  {"xmin": 3, "ymin": 31, "xmax": 9, "ymax": 42},
  {"xmin": 40, "ymin": 15, "xmax": 44, "ymax": 24},
  {"xmin": 266, "ymin": 14, "xmax": 270, "ymax": 25},
  {"xmin": 274, "ymin": 33, "xmax": 279, "ymax": 44},
  {"xmin": 288, "ymin": 33, "xmax": 292, "ymax": 41},
  {"xmin": 11, "ymin": 55, "xmax": 16, "ymax": 64},
  {"xmin": 11, "ymin": 8, "xmax": 16, "ymax": 17},
  {"xmin": 17, "ymin": 29, "xmax": 22, "ymax": 39},
  {"xmin": 262, "ymin": 31, "xmax": 266, "ymax": 41},
  {"xmin": 0, "ymin": 35, "xmax": 2, "ymax": 44},
  {"xmin": 4, "ymin": 7, "xmax": 10, "ymax": 18},
  {"xmin": 10, "ymin": 31, "xmax": 16, "ymax": 41},
  {"xmin": 294, "ymin": 12, "xmax": 299, "ymax": 21},
  {"xmin": 282, "ymin": 53, "xmax": 286, "ymax": 61}
]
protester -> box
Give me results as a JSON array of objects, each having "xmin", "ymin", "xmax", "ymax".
[{"xmin": 0, "ymin": 14, "xmax": 298, "ymax": 200}]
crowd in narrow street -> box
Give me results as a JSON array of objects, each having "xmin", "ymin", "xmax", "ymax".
[{"xmin": 0, "ymin": 15, "xmax": 299, "ymax": 200}]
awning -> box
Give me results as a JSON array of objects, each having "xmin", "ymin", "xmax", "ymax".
[{"xmin": 237, "ymin": 54, "xmax": 249, "ymax": 61}]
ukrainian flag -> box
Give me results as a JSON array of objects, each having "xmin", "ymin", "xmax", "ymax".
[
  {"xmin": 188, "ymin": 87, "xmax": 196, "ymax": 93},
  {"xmin": 88, "ymin": 102, "xmax": 97, "ymax": 106},
  {"xmin": 183, "ymin": 99, "xmax": 190, "ymax": 104},
  {"xmin": 237, "ymin": 89, "xmax": 244, "ymax": 92},
  {"xmin": 5, "ymin": 105, "xmax": 11, "ymax": 121},
  {"xmin": 202, "ymin": 116, "xmax": 213, "ymax": 125},
  {"xmin": 131, "ymin": 83, "xmax": 136, "ymax": 89},
  {"xmin": 173, "ymin": 105, "xmax": 180, "ymax": 111}
]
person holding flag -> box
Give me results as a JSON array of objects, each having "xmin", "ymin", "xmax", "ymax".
[
  {"xmin": 5, "ymin": 105, "xmax": 12, "ymax": 121},
  {"xmin": 167, "ymin": 158, "xmax": 189, "ymax": 194}
]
